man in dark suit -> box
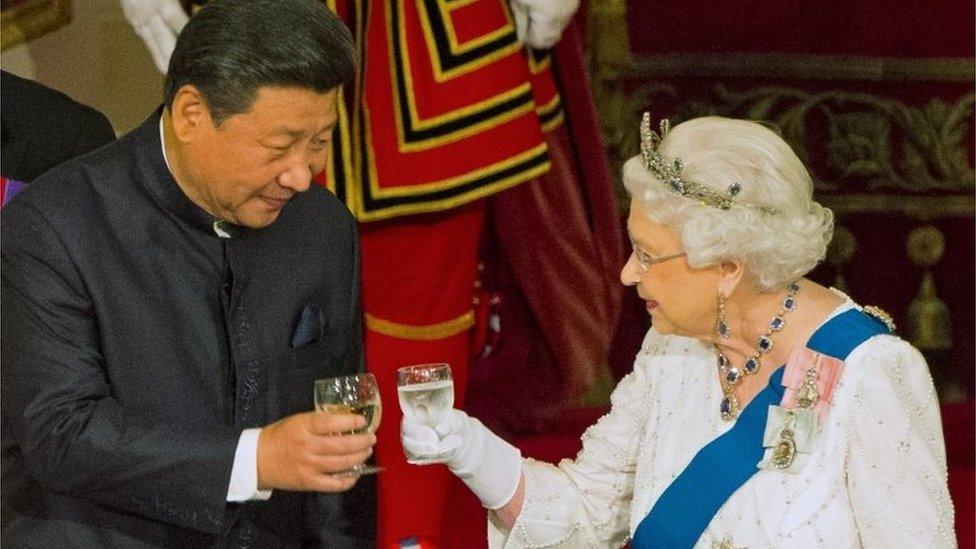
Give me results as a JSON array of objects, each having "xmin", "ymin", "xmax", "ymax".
[
  {"xmin": 1, "ymin": 0, "xmax": 376, "ymax": 546},
  {"xmin": 0, "ymin": 70, "xmax": 115, "ymax": 204}
]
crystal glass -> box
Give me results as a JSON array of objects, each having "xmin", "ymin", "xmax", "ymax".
[
  {"xmin": 396, "ymin": 363, "xmax": 454, "ymax": 464},
  {"xmin": 314, "ymin": 372, "xmax": 383, "ymax": 476}
]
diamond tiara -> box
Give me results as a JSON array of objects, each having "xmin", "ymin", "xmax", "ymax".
[{"xmin": 639, "ymin": 112, "xmax": 779, "ymax": 215}]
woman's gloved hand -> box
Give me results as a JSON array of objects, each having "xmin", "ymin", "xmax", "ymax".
[{"xmin": 401, "ymin": 409, "xmax": 522, "ymax": 509}]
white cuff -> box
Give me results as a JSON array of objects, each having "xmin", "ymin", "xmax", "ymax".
[{"xmin": 227, "ymin": 428, "xmax": 273, "ymax": 502}]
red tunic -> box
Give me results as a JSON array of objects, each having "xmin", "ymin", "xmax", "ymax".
[{"xmin": 318, "ymin": 0, "xmax": 562, "ymax": 221}]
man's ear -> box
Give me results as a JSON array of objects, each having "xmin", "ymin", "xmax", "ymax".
[
  {"xmin": 717, "ymin": 259, "xmax": 745, "ymax": 299},
  {"xmin": 169, "ymin": 85, "xmax": 212, "ymax": 143}
]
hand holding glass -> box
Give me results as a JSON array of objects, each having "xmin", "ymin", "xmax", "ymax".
[
  {"xmin": 314, "ymin": 373, "xmax": 383, "ymax": 476},
  {"xmin": 397, "ymin": 363, "xmax": 454, "ymax": 464}
]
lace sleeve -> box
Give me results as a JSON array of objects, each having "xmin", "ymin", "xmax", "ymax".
[
  {"xmin": 845, "ymin": 335, "xmax": 956, "ymax": 548},
  {"xmin": 488, "ymin": 330, "xmax": 664, "ymax": 548}
]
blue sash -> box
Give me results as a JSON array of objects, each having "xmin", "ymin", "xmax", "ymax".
[{"xmin": 632, "ymin": 308, "xmax": 889, "ymax": 548}]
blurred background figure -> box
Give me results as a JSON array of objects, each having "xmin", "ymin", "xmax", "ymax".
[{"xmin": 1, "ymin": 70, "xmax": 115, "ymax": 205}]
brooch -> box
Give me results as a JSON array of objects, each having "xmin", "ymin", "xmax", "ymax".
[
  {"xmin": 780, "ymin": 347, "xmax": 844, "ymax": 423},
  {"xmin": 862, "ymin": 305, "xmax": 896, "ymax": 332},
  {"xmin": 759, "ymin": 405, "xmax": 817, "ymax": 472},
  {"xmin": 759, "ymin": 346, "xmax": 844, "ymax": 472}
]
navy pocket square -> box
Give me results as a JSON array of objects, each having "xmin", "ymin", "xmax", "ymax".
[{"xmin": 291, "ymin": 303, "xmax": 325, "ymax": 349}]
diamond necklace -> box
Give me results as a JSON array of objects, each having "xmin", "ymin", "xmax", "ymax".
[{"xmin": 716, "ymin": 280, "xmax": 800, "ymax": 421}]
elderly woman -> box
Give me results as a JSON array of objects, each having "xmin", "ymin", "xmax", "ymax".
[{"xmin": 400, "ymin": 115, "xmax": 956, "ymax": 548}]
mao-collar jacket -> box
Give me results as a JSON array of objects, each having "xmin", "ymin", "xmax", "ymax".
[{"xmin": 1, "ymin": 112, "xmax": 373, "ymax": 547}]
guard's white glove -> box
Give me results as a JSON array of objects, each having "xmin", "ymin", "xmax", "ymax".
[
  {"xmin": 510, "ymin": 0, "xmax": 579, "ymax": 50},
  {"xmin": 120, "ymin": 0, "xmax": 189, "ymax": 73},
  {"xmin": 401, "ymin": 409, "xmax": 522, "ymax": 510}
]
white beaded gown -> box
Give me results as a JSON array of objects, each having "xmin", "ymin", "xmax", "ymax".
[{"xmin": 488, "ymin": 300, "xmax": 956, "ymax": 548}]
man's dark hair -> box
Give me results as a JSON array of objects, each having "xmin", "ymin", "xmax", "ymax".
[{"xmin": 163, "ymin": 0, "xmax": 356, "ymax": 125}]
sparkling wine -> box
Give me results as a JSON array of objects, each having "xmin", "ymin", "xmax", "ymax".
[
  {"xmin": 397, "ymin": 379, "xmax": 454, "ymax": 426},
  {"xmin": 319, "ymin": 400, "xmax": 382, "ymax": 433}
]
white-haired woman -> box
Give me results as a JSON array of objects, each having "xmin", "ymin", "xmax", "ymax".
[{"xmin": 401, "ymin": 115, "xmax": 956, "ymax": 548}]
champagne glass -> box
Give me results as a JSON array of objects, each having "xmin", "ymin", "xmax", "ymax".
[
  {"xmin": 314, "ymin": 372, "xmax": 383, "ymax": 476},
  {"xmin": 396, "ymin": 363, "xmax": 454, "ymax": 464}
]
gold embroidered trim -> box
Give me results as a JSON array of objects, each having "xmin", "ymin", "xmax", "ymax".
[
  {"xmin": 365, "ymin": 310, "xmax": 475, "ymax": 340},
  {"xmin": 349, "ymin": 158, "xmax": 548, "ymax": 221},
  {"xmin": 389, "ymin": 0, "xmax": 531, "ymax": 151},
  {"xmin": 540, "ymin": 110, "xmax": 564, "ymax": 133},
  {"xmin": 419, "ymin": 0, "xmax": 521, "ymax": 82},
  {"xmin": 365, "ymin": 141, "xmax": 548, "ymax": 198}
]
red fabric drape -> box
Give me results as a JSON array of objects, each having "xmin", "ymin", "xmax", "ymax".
[
  {"xmin": 467, "ymin": 15, "xmax": 625, "ymax": 436},
  {"xmin": 628, "ymin": 0, "xmax": 975, "ymax": 57}
]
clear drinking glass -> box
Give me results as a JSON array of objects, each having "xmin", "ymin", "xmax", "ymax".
[
  {"xmin": 396, "ymin": 363, "xmax": 454, "ymax": 464},
  {"xmin": 314, "ymin": 372, "xmax": 383, "ymax": 476}
]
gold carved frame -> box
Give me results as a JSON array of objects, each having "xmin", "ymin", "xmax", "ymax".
[{"xmin": 1, "ymin": 0, "xmax": 72, "ymax": 51}]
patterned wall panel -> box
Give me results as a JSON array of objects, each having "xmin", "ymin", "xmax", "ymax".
[{"xmin": 590, "ymin": 0, "xmax": 975, "ymax": 401}]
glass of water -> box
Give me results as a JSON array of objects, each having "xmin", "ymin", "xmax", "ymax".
[
  {"xmin": 314, "ymin": 372, "xmax": 383, "ymax": 476},
  {"xmin": 396, "ymin": 363, "xmax": 455, "ymax": 464}
]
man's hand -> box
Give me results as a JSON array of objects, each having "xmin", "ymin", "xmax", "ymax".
[
  {"xmin": 510, "ymin": 0, "xmax": 580, "ymax": 50},
  {"xmin": 120, "ymin": 0, "xmax": 189, "ymax": 73},
  {"xmin": 257, "ymin": 411, "xmax": 376, "ymax": 492}
]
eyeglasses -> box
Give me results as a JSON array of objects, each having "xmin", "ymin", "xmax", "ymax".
[{"xmin": 631, "ymin": 244, "xmax": 686, "ymax": 272}]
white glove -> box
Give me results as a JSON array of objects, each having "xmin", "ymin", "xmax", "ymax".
[
  {"xmin": 120, "ymin": 0, "xmax": 189, "ymax": 73},
  {"xmin": 510, "ymin": 0, "xmax": 579, "ymax": 50},
  {"xmin": 401, "ymin": 409, "xmax": 522, "ymax": 510}
]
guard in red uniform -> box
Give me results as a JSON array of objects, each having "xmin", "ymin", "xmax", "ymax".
[{"xmin": 318, "ymin": 4, "xmax": 574, "ymax": 545}]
